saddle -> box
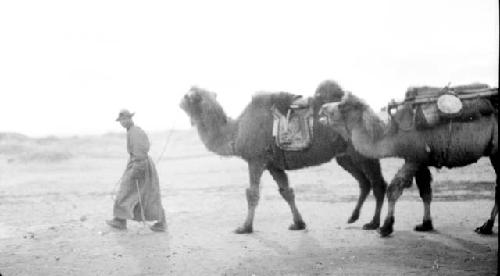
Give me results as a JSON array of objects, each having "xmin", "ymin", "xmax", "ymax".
[
  {"xmin": 389, "ymin": 83, "xmax": 498, "ymax": 130},
  {"xmin": 272, "ymin": 96, "xmax": 314, "ymax": 151}
]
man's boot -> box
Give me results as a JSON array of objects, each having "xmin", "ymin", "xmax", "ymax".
[
  {"xmin": 150, "ymin": 211, "xmax": 167, "ymax": 232},
  {"xmin": 150, "ymin": 221, "xmax": 166, "ymax": 232},
  {"xmin": 106, "ymin": 218, "xmax": 127, "ymax": 230}
]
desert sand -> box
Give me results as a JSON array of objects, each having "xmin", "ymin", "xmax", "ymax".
[{"xmin": 0, "ymin": 130, "xmax": 497, "ymax": 275}]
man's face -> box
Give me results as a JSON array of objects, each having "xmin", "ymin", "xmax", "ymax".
[{"xmin": 118, "ymin": 117, "xmax": 132, "ymax": 128}]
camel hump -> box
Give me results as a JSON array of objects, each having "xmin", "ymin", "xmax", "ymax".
[
  {"xmin": 315, "ymin": 80, "xmax": 345, "ymax": 103},
  {"xmin": 251, "ymin": 91, "xmax": 301, "ymax": 115}
]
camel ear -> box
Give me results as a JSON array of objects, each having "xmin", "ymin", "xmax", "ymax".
[{"xmin": 362, "ymin": 109, "xmax": 384, "ymax": 142}]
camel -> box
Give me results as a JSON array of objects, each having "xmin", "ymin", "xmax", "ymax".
[
  {"xmin": 318, "ymin": 89, "xmax": 498, "ymax": 237},
  {"xmin": 180, "ymin": 81, "xmax": 387, "ymax": 234}
]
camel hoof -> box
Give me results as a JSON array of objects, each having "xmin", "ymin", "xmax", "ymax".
[
  {"xmin": 289, "ymin": 221, "xmax": 306, "ymax": 231},
  {"xmin": 234, "ymin": 225, "xmax": 253, "ymax": 234},
  {"xmin": 362, "ymin": 221, "xmax": 380, "ymax": 230},
  {"xmin": 475, "ymin": 219, "xmax": 494, "ymax": 235},
  {"xmin": 379, "ymin": 216, "xmax": 394, "ymax": 237},
  {"xmin": 347, "ymin": 211, "xmax": 360, "ymax": 224},
  {"xmin": 347, "ymin": 216, "xmax": 359, "ymax": 224},
  {"xmin": 414, "ymin": 220, "xmax": 434, "ymax": 232},
  {"xmin": 379, "ymin": 225, "xmax": 393, "ymax": 237}
]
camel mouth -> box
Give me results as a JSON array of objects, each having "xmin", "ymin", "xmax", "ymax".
[
  {"xmin": 179, "ymin": 95, "xmax": 189, "ymax": 112},
  {"xmin": 179, "ymin": 91, "xmax": 197, "ymax": 113},
  {"xmin": 318, "ymin": 102, "xmax": 340, "ymax": 126},
  {"xmin": 318, "ymin": 116, "xmax": 329, "ymax": 125},
  {"xmin": 179, "ymin": 93, "xmax": 196, "ymax": 122},
  {"xmin": 318, "ymin": 110, "xmax": 329, "ymax": 125},
  {"xmin": 180, "ymin": 91, "xmax": 205, "ymax": 127}
]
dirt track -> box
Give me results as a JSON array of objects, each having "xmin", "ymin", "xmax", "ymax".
[{"xmin": 0, "ymin": 132, "xmax": 497, "ymax": 275}]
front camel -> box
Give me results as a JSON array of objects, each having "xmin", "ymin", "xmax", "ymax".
[{"xmin": 180, "ymin": 81, "xmax": 388, "ymax": 234}]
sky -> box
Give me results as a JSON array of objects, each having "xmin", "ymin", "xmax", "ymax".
[{"xmin": 0, "ymin": 0, "xmax": 498, "ymax": 137}]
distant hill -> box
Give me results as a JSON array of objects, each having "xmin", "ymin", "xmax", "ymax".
[
  {"xmin": 0, "ymin": 128, "xmax": 210, "ymax": 163},
  {"xmin": 0, "ymin": 132, "xmax": 30, "ymax": 141}
]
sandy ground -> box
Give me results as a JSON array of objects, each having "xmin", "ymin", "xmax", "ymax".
[{"xmin": 0, "ymin": 131, "xmax": 497, "ymax": 275}]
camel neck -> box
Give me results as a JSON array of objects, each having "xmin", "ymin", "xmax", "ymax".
[
  {"xmin": 350, "ymin": 122, "xmax": 394, "ymax": 159},
  {"xmin": 196, "ymin": 115, "xmax": 238, "ymax": 157}
]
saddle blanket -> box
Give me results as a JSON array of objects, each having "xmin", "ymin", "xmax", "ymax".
[{"xmin": 272, "ymin": 101, "xmax": 314, "ymax": 151}]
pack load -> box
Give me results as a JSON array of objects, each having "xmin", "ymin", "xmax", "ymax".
[
  {"xmin": 272, "ymin": 96, "xmax": 314, "ymax": 151},
  {"xmin": 388, "ymin": 83, "xmax": 498, "ymax": 130}
]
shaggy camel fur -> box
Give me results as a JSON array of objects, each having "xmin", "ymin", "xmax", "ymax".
[
  {"xmin": 318, "ymin": 91, "xmax": 498, "ymax": 237},
  {"xmin": 180, "ymin": 81, "xmax": 387, "ymax": 234}
]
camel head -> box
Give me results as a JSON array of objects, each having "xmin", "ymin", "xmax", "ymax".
[
  {"xmin": 180, "ymin": 86, "xmax": 227, "ymax": 127},
  {"xmin": 318, "ymin": 91, "xmax": 355, "ymax": 140},
  {"xmin": 319, "ymin": 92, "xmax": 385, "ymax": 142}
]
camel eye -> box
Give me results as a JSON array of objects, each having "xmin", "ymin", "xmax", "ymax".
[{"xmin": 191, "ymin": 93, "xmax": 202, "ymax": 103}]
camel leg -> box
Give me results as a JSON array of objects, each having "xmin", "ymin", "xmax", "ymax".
[
  {"xmin": 475, "ymin": 204, "xmax": 498, "ymax": 235},
  {"xmin": 336, "ymin": 155, "xmax": 372, "ymax": 227},
  {"xmin": 234, "ymin": 162, "xmax": 265, "ymax": 234},
  {"xmin": 358, "ymin": 158, "xmax": 387, "ymax": 230},
  {"xmin": 414, "ymin": 166, "xmax": 434, "ymax": 232},
  {"xmin": 475, "ymin": 156, "xmax": 499, "ymax": 235},
  {"xmin": 379, "ymin": 161, "xmax": 420, "ymax": 237},
  {"xmin": 268, "ymin": 166, "xmax": 306, "ymax": 230}
]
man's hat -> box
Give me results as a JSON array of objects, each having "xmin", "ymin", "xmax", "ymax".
[{"xmin": 116, "ymin": 109, "xmax": 135, "ymax": 121}]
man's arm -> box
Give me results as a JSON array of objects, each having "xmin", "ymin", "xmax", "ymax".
[
  {"xmin": 129, "ymin": 127, "xmax": 150, "ymax": 162},
  {"xmin": 128, "ymin": 127, "xmax": 150, "ymax": 178}
]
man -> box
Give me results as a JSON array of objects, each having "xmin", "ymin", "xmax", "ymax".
[{"xmin": 106, "ymin": 109, "xmax": 167, "ymax": 232}]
